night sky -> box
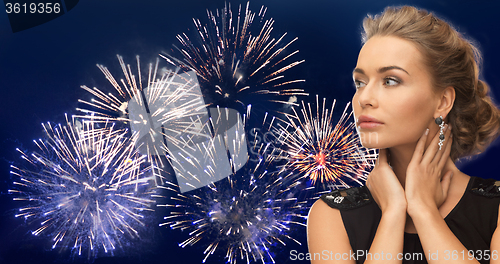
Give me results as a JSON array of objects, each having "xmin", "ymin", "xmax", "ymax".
[{"xmin": 1, "ymin": 0, "xmax": 499, "ymax": 263}]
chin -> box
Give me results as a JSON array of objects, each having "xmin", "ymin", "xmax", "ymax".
[
  {"xmin": 360, "ymin": 141, "xmax": 381, "ymax": 149},
  {"xmin": 358, "ymin": 132, "xmax": 383, "ymax": 149}
]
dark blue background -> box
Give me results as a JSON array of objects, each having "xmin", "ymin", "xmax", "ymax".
[{"xmin": 1, "ymin": 0, "xmax": 499, "ymax": 263}]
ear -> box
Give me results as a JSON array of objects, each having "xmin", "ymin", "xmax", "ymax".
[{"xmin": 435, "ymin": 86, "xmax": 455, "ymax": 119}]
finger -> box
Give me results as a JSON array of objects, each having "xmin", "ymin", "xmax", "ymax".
[
  {"xmin": 441, "ymin": 170, "xmax": 454, "ymax": 199},
  {"xmin": 437, "ymin": 127, "xmax": 453, "ymax": 169},
  {"xmin": 411, "ymin": 128, "xmax": 429, "ymax": 164},
  {"xmin": 422, "ymin": 124, "xmax": 449, "ymax": 165}
]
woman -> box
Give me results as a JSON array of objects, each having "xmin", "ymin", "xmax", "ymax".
[{"xmin": 307, "ymin": 6, "xmax": 500, "ymax": 264}]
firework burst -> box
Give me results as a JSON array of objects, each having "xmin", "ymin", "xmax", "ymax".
[
  {"xmin": 76, "ymin": 55, "xmax": 208, "ymax": 185},
  {"xmin": 159, "ymin": 164, "xmax": 310, "ymax": 264},
  {"xmin": 164, "ymin": 105, "xmax": 250, "ymax": 193},
  {"xmin": 157, "ymin": 109, "xmax": 313, "ymax": 264},
  {"xmin": 9, "ymin": 116, "xmax": 157, "ymax": 259},
  {"xmin": 162, "ymin": 2, "xmax": 308, "ymax": 111},
  {"xmin": 276, "ymin": 95, "xmax": 377, "ymax": 189}
]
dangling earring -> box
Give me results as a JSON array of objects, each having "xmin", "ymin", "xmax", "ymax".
[{"xmin": 435, "ymin": 115, "xmax": 446, "ymax": 150}]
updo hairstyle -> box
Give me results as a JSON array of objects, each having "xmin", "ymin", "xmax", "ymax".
[{"xmin": 362, "ymin": 6, "xmax": 500, "ymax": 161}]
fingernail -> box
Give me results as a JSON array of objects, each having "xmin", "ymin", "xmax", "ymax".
[
  {"xmin": 451, "ymin": 172, "xmax": 454, "ymax": 178},
  {"xmin": 425, "ymin": 128, "xmax": 429, "ymax": 135}
]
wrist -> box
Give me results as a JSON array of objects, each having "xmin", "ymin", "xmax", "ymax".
[
  {"xmin": 406, "ymin": 201, "xmax": 439, "ymax": 219},
  {"xmin": 380, "ymin": 207, "xmax": 407, "ymax": 228},
  {"xmin": 381, "ymin": 203, "xmax": 407, "ymax": 216}
]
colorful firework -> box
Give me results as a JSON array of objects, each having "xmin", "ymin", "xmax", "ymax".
[
  {"xmin": 157, "ymin": 108, "xmax": 313, "ymax": 264},
  {"xmin": 161, "ymin": 2, "xmax": 308, "ymax": 110},
  {"xmin": 275, "ymin": 95, "xmax": 377, "ymax": 189},
  {"xmin": 9, "ymin": 116, "xmax": 157, "ymax": 259},
  {"xmin": 76, "ymin": 55, "xmax": 208, "ymax": 185}
]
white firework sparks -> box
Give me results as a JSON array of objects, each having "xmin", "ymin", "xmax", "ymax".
[
  {"xmin": 9, "ymin": 116, "xmax": 157, "ymax": 259},
  {"xmin": 156, "ymin": 109, "xmax": 313, "ymax": 264},
  {"xmin": 76, "ymin": 54, "xmax": 208, "ymax": 185},
  {"xmin": 162, "ymin": 2, "xmax": 308, "ymax": 110}
]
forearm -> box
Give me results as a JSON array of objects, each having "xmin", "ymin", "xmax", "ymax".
[
  {"xmin": 411, "ymin": 207, "xmax": 480, "ymax": 264},
  {"xmin": 364, "ymin": 210, "xmax": 406, "ymax": 264}
]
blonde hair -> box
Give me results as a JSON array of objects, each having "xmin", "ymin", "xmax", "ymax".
[{"xmin": 362, "ymin": 6, "xmax": 500, "ymax": 162}]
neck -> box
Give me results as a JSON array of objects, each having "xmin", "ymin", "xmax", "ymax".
[
  {"xmin": 387, "ymin": 144, "xmax": 415, "ymax": 189},
  {"xmin": 387, "ymin": 142, "xmax": 461, "ymax": 234},
  {"xmin": 387, "ymin": 143, "xmax": 459, "ymax": 189}
]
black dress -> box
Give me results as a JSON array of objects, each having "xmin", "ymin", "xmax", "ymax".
[{"xmin": 320, "ymin": 176, "xmax": 500, "ymax": 264}]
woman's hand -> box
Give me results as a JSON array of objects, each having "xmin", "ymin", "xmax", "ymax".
[
  {"xmin": 405, "ymin": 124, "xmax": 454, "ymax": 217},
  {"xmin": 366, "ymin": 148, "xmax": 407, "ymax": 214}
]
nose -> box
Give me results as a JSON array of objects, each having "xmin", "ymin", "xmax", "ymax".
[{"xmin": 356, "ymin": 82, "xmax": 377, "ymax": 108}]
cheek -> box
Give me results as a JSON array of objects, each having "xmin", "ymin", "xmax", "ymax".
[
  {"xmin": 352, "ymin": 90, "xmax": 434, "ymax": 148},
  {"xmin": 393, "ymin": 97, "xmax": 421, "ymax": 124},
  {"xmin": 389, "ymin": 94, "xmax": 433, "ymax": 140},
  {"xmin": 351, "ymin": 93, "xmax": 361, "ymax": 118}
]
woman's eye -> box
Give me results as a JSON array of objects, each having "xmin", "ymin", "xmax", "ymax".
[
  {"xmin": 354, "ymin": 80, "xmax": 366, "ymax": 89},
  {"xmin": 384, "ymin": 78, "xmax": 400, "ymax": 86}
]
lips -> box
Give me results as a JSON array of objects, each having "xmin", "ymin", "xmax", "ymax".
[{"xmin": 357, "ymin": 115, "xmax": 384, "ymax": 129}]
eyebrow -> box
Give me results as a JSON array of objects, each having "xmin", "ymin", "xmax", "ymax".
[{"xmin": 353, "ymin": 66, "xmax": 410, "ymax": 76}]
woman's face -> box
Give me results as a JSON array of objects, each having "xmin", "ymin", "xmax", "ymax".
[{"xmin": 352, "ymin": 35, "xmax": 439, "ymax": 149}]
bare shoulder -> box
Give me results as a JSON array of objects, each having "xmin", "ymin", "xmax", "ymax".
[
  {"xmin": 307, "ymin": 199, "xmax": 355, "ymax": 264},
  {"xmin": 308, "ymin": 198, "xmax": 342, "ymax": 220},
  {"xmin": 308, "ymin": 185, "xmax": 372, "ymax": 228},
  {"xmin": 307, "ymin": 199, "xmax": 345, "ymax": 236},
  {"xmin": 307, "ymin": 198, "xmax": 348, "ymax": 246}
]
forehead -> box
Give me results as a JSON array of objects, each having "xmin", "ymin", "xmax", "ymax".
[{"xmin": 356, "ymin": 35, "xmax": 424, "ymax": 73}]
